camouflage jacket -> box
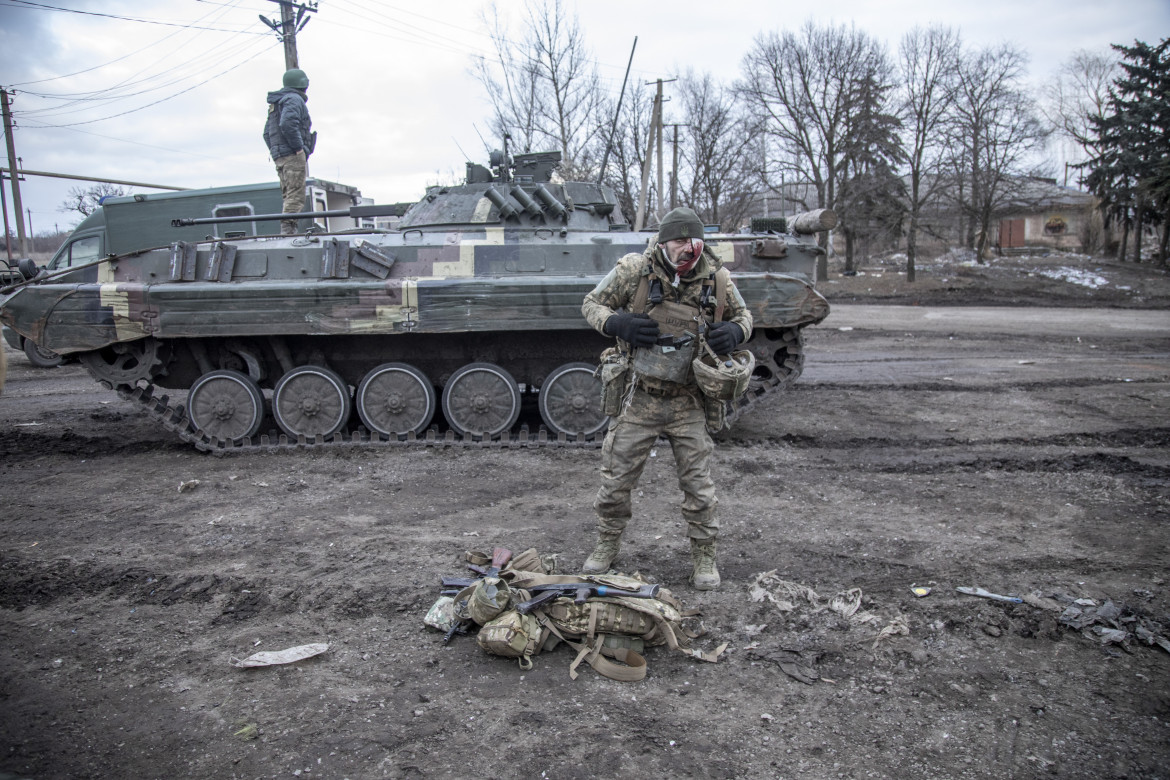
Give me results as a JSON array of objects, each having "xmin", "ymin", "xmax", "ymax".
[{"xmin": 582, "ymin": 244, "xmax": 753, "ymax": 387}]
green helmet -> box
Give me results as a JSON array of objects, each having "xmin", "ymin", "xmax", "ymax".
[
  {"xmin": 282, "ymin": 68, "xmax": 309, "ymax": 89},
  {"xmin": 657, "ymin": 207, "xmax": 704, "ymax": 242}
]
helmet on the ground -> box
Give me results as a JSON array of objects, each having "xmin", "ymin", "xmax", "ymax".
[
  {"xmin": 692, "ymin": 348, "xmax": 754, "ymax": 401},
  {"xmin": 283, "ymin": 68, "xmax": 310, "ymax": 89}
]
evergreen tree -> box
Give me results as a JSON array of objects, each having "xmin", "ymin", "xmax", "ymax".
[{"xmin": 1084, "ymin": 38, "xmax": 1170, "ymax": 265}]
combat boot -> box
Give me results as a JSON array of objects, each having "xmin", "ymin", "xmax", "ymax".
[
  {"xmin": 689, "ymin": 539, "xmax": 720, "ymax": 590},
  {"xmin": 582, "ymin": 531, "xmax": 622, "ymax": 574}
]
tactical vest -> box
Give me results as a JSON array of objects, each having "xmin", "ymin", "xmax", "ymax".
[{"xmin": 627, "ymin": 264, "xmax": 731, "ymax": 385}]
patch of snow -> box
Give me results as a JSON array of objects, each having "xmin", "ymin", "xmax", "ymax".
[{"xmin": 1035, "ymin": 267, "xmax": 1110, "ymax": 289}]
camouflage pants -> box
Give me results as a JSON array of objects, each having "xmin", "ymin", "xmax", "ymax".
[
  {"xmin": 274, "ymin": 151, "xmax": 307, "ymax": 234},
  {"xmin": 593, "ymin": 385, "xmax": 718, "ymax": 541}
]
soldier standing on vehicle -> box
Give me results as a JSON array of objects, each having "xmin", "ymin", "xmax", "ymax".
[
  {"xmin": 580, "ymin": 207, "xmax": 753, "ymax": 590},
  {"xmin": 263, "ymin": 68, "xmax": 317, "ymax": 235}
]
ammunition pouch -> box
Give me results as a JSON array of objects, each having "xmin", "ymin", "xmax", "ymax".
[
  {"xmin": 476, "ymin": 610, "xmax": 545, "ymax": 670},
  {"xmin": 630, "ymin": 301, "xmax": 700, "ymax": 384},
  {"xmin": 702, "ymin": 396, "xmax": 728, "ymax": 433},
  {"xmin": 596, "ymin": 347, "xmax": 630, "ymax": 417}
]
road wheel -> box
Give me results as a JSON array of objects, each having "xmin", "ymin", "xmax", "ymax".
[
  {"xmin": 272, "ymin": 365, "xmax": 352, "ymax": 439},
  {"xmin": 355, "ymin": 363, "xmax": 436, "ymax": 437},
  {"xmin": 23, "ymin": 338, "xmax": 63, "ymax": 368},
  {"xmin": 441, "ymin": 362, "xmax": 520, "ymax": 439},
  {"xmin": 187, "ymin": 370, "xmax": 264, "ymax": 444},
  {"xmin": 538, "ymin": 362, "xmax": 608, "ymax": 437}
]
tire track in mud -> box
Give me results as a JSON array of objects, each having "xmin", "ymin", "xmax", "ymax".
[{"xmin": 0, "ymin": 556, "xmax": 429, "ymax": 621}]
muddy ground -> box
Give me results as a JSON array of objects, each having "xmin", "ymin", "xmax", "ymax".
[{"xmin": 1, "ymin": 252, "xmax": 1169, "ymax": 779}]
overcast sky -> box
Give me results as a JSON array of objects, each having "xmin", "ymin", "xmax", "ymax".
[{"xmin": 1, "ymin": 0, "xmax": 1166, "ymax": 237}]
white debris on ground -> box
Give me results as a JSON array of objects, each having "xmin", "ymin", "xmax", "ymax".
[
  {"xmin": 749, "ymin": 570, "xmax": 909, "ymax": 650},
  {"xmin": 1033, "ymin": 266, "xmax": 1111, "ymax": 288}
]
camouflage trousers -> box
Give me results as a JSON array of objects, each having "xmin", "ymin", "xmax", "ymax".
[
  {"xmin": 593, "ymin": 384, "xmax": 718, "ymax": 541},
  {"xmin": 274, "ymin": 151, "xmax": 307, "ymax": 234}
]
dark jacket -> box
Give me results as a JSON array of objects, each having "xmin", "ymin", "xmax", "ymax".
[{"xmin": 263, "ymin": 88, "xmax": 314, "ymax": 160}]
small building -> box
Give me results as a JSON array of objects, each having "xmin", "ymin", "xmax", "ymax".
[{"xmin": 995, "ymin": 177, "xmax": 1098, "ymax": 254}]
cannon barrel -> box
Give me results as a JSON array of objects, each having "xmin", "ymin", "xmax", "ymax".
[{"xmin": 171, "ymin": 203, "xmax": 405, "ymax": 228}]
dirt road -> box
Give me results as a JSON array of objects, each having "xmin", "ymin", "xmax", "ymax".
[{"xmin": 1, "ymin": 305, "xmax": 1168, "ymax": 779}]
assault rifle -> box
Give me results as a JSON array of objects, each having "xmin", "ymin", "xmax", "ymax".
[{"xmin": 439, "ymin": 577, "xmax": 660, "ymax": 614}]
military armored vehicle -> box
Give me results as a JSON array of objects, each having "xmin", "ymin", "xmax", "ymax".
[{"xmin": 0, "ymin": 151, "xmax": 831, "ymax": 451}]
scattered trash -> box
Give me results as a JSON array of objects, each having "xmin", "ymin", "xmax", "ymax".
[
  {"xmin": 233, "ymin": 723, "xmax": 259, "ymax": 740},
  {"xmin": 230, "ymin": 643, "xmax": 329, "ymax": 668},
  {"xmin": 911, "ymin": 585, "xmax": 932, "ymax": 598},
  {"xmin": 1022, "ymin": 592, "xmax": 1064, "ymax": 612},
  {"xmin": 177, "ymin": 479, "xmax": 200, "ymax": 493},
  {"xmin": 1136, "ymin": 626, "xmax": 1170, "ymax": 655},
  {"xmin": 837, "ymin": 326, "xmax": 854, "ymax": 331},
  {"xmin": 1017, "ymin": 360, "xmax": 1035, "ymax": 365},
  {"xmin": 1056, "ymin": 597, "xmax": 1170, "ymax": 653},
  {"xmin": 956, "ymin": 586, "xmax": 1023, "ymax": 604},
  {"xmin": 750, "ymin": 571, "xmax": 909, "ymax": 656}
]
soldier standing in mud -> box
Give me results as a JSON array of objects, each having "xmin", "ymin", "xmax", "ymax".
[
  {"xmin": 263, "ymin": 68, "xmax": 317, "ymax": 235},
  {"xmin": 580, "ymin": 207, "xmax": 753, "ymax": 589}
]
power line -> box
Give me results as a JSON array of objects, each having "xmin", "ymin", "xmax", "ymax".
[
  {"xmin": 6, "ymin": 0, "xmax": 257, "ymax": 98},
  {"xmin": 0, "ymin": 0, "xmax": 267, "ymax": 34},
  {"xmin": 16, "ymin": 37, "xmax": 273, "ymax": 118},
  {"xmin": 11, "ymin": 119, "xmax": 233, "ymax": 161},
  {"xmin": 18, "ymin": 41, "xmax": 279, "ymax": 128}
]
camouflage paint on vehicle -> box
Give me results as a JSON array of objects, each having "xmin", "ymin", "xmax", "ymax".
[{"xmin": 0, "ymin": 151, "xmax": 829, "ymax": 449}]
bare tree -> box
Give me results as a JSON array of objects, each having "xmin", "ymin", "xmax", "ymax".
[
  {"xmin": 897, "ymin": 25, "xmax": 961, "ymax": 281},
  {"xmin": 949, "ymin": 43, "xmax": 1049, "ymax": 261},
  {"xmin": 599, "ymin": 80, "xmax": 655, "ymax": 225},
  {"xmin": 739, "ymin": 22, "xmax": 890, "ymax": 275},
  {"xmin": 474, "ymin": 0, "xmax": 606, "ymax": 178},
  {"xmin": 674, "ymin": 70, "xmax": 757, "ymax": 230},
  {"xmin": 1043, "ymin": 49, "xmax": 1118, "ymax": 184},
  {"xmin": 58, "ymin": 183, "xmax": 128, "ymax": 218}
]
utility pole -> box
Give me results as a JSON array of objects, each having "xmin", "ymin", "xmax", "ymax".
[
  {"xmin": 259, "ymin": 1, "xmax": 317, "ymax": 70},
  {"xmin": 634, "ymin": 78, "xmax": 676, "ymax": 231},
  {"xmin": 655, "ymin": 80, "xmax": 664, "ymax": 222},
  {"xmin": 1, "ymin": 88, "xmax": 28, "ymax": 257},
  {"xmin": 634, "ymin": 89, "xmax": 660, "ymax": 232},
  {"xmin": 664, "ymin": 123, "xmax": 688, "ymax": 209},
  {"xmin": 0, "ymin": 171, "xmax": 12, "ymax": 263}
]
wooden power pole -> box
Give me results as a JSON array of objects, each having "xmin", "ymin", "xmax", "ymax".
[
  {"xmin": 634, "ymin": 78, "xmax": 676, "ymax": 232},
  {"xmin": 260, "ymin": 1, "xmax": 318, "ymax": 70},
  {"xmin": 1, "ymin": 88, "xmax": 28, "ymax": 257}
]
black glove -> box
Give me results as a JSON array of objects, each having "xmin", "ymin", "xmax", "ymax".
[
  {"xmin": 706, "ymin": 321, "xmax": 743, "ymax": 354},
  {"xmin": 605, "ymin": 312, "xmax": 659, "ymax": 348}
]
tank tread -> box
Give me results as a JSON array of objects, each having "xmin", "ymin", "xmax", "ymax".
[{"xmin": 106, "ymin": 324, "xmax": 807, "ymax": 452}]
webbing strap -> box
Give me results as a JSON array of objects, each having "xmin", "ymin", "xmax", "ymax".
[
  {"xmin": 714, "ymin": 267, "xmax": 729, "ymax": 322},
  {"xmin": 631, "ymin": 269, "xmax": 651, "ymax": 314},
  {"xmin": 536, "ymin": 612, "xmax": 647, "ymax": 682}
]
